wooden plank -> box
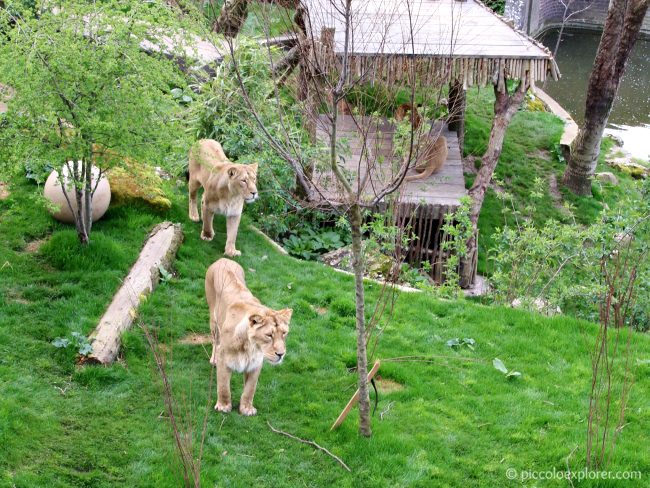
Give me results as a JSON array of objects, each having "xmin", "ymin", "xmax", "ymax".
[
  {"xmin": 312, "ymin": 114, "xmax": 466, "ymax": 209},
  {"xmin": 330, "ymin": 360, "xmax": 381, "ymax": 431},
  {"xmin": 85, "ymin": 222, "xmax": 184, "ymax": 364}
]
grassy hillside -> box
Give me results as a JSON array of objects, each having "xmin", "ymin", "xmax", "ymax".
[{"xmin": 1, "ymin": 180, "xmax": 649, "ymax": 487}]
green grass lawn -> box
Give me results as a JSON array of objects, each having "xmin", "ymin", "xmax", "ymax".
[
  {"xmin": 463, "ymin": 89, "xmax": 644, "ymax": 275},
  {"xmin": 1, "ymin": 178, "xmax": 649, "ymax": 487}
]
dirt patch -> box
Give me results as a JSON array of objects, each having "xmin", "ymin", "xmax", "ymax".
[
  {"xmin": 548, "ymin": 174, "xmax": 568, "ymax": 213},
  {"xmin": 178, "ymin": 333, "xmax": 212, "ymax": 345},
  {"xmin": 534, "ymin": 149, "xmax": 551, "ymax": 160},
  {"xmin": 311, "ymin": 305, "xmax": 328, "ymax": 315},
  {"xmin": 0, "ymin": 182, "xmax": 9, "ymax": 200},
  {"xmin": 6, "ymin": 289, "xmax": 31, "ymax": 305},
  {"xmin": 376, "ymin": 376, "xmax": 404, "ymax": 393},
  {"xmin": 24, "ymin": 237, "xmax": 49, "ymax": 254}
]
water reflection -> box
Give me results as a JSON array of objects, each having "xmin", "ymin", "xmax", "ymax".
[{"xmin": 540, "ymin": 28, "xmax": 650, "ymax": 161}]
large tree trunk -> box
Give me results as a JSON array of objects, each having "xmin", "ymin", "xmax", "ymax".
[
  {"xmin": 563, "ymin": 0, "xmax": 649, "ymax": 196},
  {"xmin": 350, "ymin": 203, "xmax": 371, "ymax": 437},
  {"xmin": 459, "ymin": 81, "xmax": 527, "ymax": 287},
  {"xmin": 213, "ymin": 0, "xmax": 249, "ymax": 38}
]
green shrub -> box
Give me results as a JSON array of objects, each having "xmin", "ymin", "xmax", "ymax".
[{"xmin": 489, "ymin": 179, "xmax": 650, "ymax": 330}]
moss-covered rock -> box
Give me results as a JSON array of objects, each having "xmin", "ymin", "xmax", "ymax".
[{"xmin": 107, "ymin": 164, "xmax": 172, "ymax": 212}]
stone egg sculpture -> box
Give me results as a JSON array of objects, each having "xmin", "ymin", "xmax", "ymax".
[{"xmin": 44, "ymin": 163, "xmax": 111, "ymax": 224}]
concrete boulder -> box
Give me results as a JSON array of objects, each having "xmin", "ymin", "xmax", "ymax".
[
  {"xmin": 44, "ymin": 164, "xmax": 111, "ymax": 224},
  {"xmin": 595, "ymin": 172, "xmax": 619, "ymax": 185}
]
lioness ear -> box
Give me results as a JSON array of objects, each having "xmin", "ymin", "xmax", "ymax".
[
  {"xmin": 227, "ymin": 167, "xmax": 238, "ymax": 178},
  {"xmin": 249, "ymin": 163, "xmax": 258, "ymax": 173},
  {"xmin": 277, "ymin": 308, "xmax": 293, "ymax": 322},
  {"xmin": 249, "ymin": 314, "xmax": 264, "ymax": 328}
]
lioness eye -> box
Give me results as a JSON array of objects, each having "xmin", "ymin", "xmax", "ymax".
[{"xmin": 266, "ymin": 334, "xmax": 273, "ymax": 339}]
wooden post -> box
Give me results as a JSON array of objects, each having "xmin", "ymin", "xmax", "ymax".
[
  {"xmin": 330, "ymin": 360, "xmax": 381, "ymax": 431},
  {"xmin": 448, "ymin": 79, "xmax": 466, "ymax": 155},
  {"xmin": 84, "ymin": 222, "xmax": 183, "ymax": 364}
]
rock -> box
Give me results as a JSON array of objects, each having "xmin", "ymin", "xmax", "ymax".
[
  {"xmin": 605, "ymin": 134, "xmax": 625, "ymax": 147},
  {"xmin": 0, "ymin": 181, "xmax": 9, "ymax": 200},
  {"xmin": 512, "ymin": 297, "xmax": 561, "ymax": 316},
  {"xmin": 43, "ymin": 164, "xmax": 111, "ymax": 224},
  {"xmin": 107, "ymin": 164, "xmax": 171, "ymax": 212},
  {"xmin": 595, "ymin": 172, "xmax": 619, "ymax": 185},
  {"xmin": 608, "ymin": 160, "xmax": 649, "ymax": 179},
  {"xmin": 321, "ymin": 246, "xmax": 352, "ymax": 269}
]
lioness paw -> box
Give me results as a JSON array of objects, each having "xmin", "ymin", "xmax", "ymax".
[
  {"xmin": 201, "ymin": 231, "xmax": 214, "ymax": 241},
  {"xmin": 189, "ymin": 213, "xmax": 200, "ymax": 223},
  {"xmin": 224, "ymin": 247, "xmax": 241, "ymax": 257},
  {"xmin": 239, "ymin": 405, "xmax": 257, "ymax": 416},
  {"xmin": 215, "ymin": 402, "xmax": 232, "ymax": 413}
]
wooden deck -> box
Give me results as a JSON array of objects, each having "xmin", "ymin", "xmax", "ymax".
[{"xmin": 311, "ymin": 114, "xmax": 466, "ymax": 217}]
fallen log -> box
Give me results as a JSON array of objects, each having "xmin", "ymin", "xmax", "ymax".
[{"xmin": 84, "ymin": 222, "xmax": 183, "ymax": 365}]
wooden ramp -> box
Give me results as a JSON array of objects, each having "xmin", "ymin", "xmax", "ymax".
[{"xmin": 311, "ymin": 114, "xmax": 466, "ymax": 218}]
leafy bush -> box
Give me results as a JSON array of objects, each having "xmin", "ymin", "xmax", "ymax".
[
  {"xmin": 489, "ymin": 178, "xmax": 650, "ymax": 330},
  {"xmin": 52, "ymin": 332, "xmax": 92, "ymax": 356},
  {"xmin": 283, "ymin": 228, "xmax": 347, "ymax": 260},
  {"xmin": 193, "ymin": 37, "xmax": 333, "ymax": 238}
]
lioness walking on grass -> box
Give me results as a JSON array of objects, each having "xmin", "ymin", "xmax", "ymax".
[
  {"xmin": 188, "ymin": 139, "xmax": 259, "ymax": 257},
  {"xmin": 206, "ymin": 258, "xmax": 292, "ymax": 416}
]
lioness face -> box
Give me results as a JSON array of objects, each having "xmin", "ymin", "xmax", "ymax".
[
  {"xmin": 228, "ymin": 164, "xmax": 259, "ymax": 204},
  {"xmin": 248, "ymin": 308, "xmax": 292, "ymax": 365}
]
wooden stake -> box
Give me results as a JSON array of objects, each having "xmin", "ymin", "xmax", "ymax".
[{"xmin": 330, "ymin": 360, "xmax": 381, "ymax": 431}]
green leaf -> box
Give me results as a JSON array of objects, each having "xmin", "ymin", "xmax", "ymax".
[
  {"xmin": 52, "ymin": 337, "xmax": 70, "ymax": 348},
  {"xmin": 492, "ymin": 358, "xmax": 508, "ymax": 374},
  {"xmin": 446, "ymin": 338, "xmax": 461, "ymax": 348},
  {"xmin": 159, "ymin": 265, "xmax": 172, "ymax": 282},
  {"xmin": 506, "ymin": 371, "xmax": 522, "ymax": 379},
  {"xmin": 78, "ymin": 343, "xmax": 93, "ymax": 356}
]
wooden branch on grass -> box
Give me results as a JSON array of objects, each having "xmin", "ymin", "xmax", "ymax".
[
  {"xmin": 267, "ymin": 421, "xmax": 351, "ymax": 472},
  {"xmin": 330, "ymin": 360, "xmax": 380, "ymax": 431},
  {"xmin": 84, "ymin": 222, "xmax": 183, "ymax": 365}
]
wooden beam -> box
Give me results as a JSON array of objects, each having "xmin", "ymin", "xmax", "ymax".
[
  {"xmin": 84, "ymin": 222, "xmax": 183, "ymax": 365},
  {"xmin": 330, "ymin": 360, "xmax": 381, "ymax": 431}
]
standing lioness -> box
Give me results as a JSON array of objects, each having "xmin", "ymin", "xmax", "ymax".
[
  {"xmin": 206, "ymin": 258, "xmax": 292, "ymax": 416},
  {"xmin": 189, "ymin": 139, "xmax": 258, "ymax": 257}
]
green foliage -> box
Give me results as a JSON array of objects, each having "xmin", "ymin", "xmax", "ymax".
[
  {"xmin": 492, "ymin": 357, "xmax": 522, "ymax": 379},
  {"xmin": 482, "ymin": 0, "xmax": 506, "ymax": 15},
  {"xmin": 0, "ymin": 0, "xmax": 189, "ymax": 180},
  {"xmin": 194, "ymin": 37, "xmax": 329, "ymax": 238},
  {"xmin": 52, "ymin": 331, "xmax": 92, "ymax": 356},
  {"xmin": 438, "ymin": 196, "xmax": 473, "ymax": 297},
  {"xmin": 446, "ymin": 337, "xmax": 476, "ymax": 351},
  {"xmin": 283, "ymin": 228, "xmax": 347, "ymax": 260},
  {"xmin": 489, "ymin": 178, "xmax": 650, "ymax": 330}
]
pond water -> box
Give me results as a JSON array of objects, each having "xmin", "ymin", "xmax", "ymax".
[{"xmin": 539, "ymin": 28, "xmax": 650, "ymax": 161}]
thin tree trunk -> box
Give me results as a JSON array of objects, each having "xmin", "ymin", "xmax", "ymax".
[
  {"xmin": 73, "ymin": 160, "xmax": 89, "ymax": 245},
  {"xmin": 563, "ymin": 0, "xmax": 649, "ymax": 196},
  {"xmin": 459, "ymin": 81, "xmax": 527, "ymax": 287},
  {"xmin": 213, "ymin": 0, "xmax": 249, "ymax": 38},
  {"xmin": 350, "ymin": 203, "xmax": 371, "ymax": 437},
  {"xmin": 83, "ymin": 157, "xmax": 93, "ymax": 239}
]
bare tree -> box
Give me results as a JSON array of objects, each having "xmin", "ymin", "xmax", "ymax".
[
  {"xmin": 459, "ymin": 68, "xmax": 531, "ymax": 287},
  {"xmin": 208, "ymin": 0, "xmax": 457, "ymax": 436},
  {"xmin": 563, "ymin": 0, "xmax": 649, "ymax": 196},
  {"xmin": 586, "ymin": 216, "xmax": 649, "ymax": 469},
  {"xmin": 142, "ymin": 324, "xmax": 214, "ymax": 488},
  {"xmin": 552, "ymin": 0, "xmax": 594, "ymax": 59}
]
